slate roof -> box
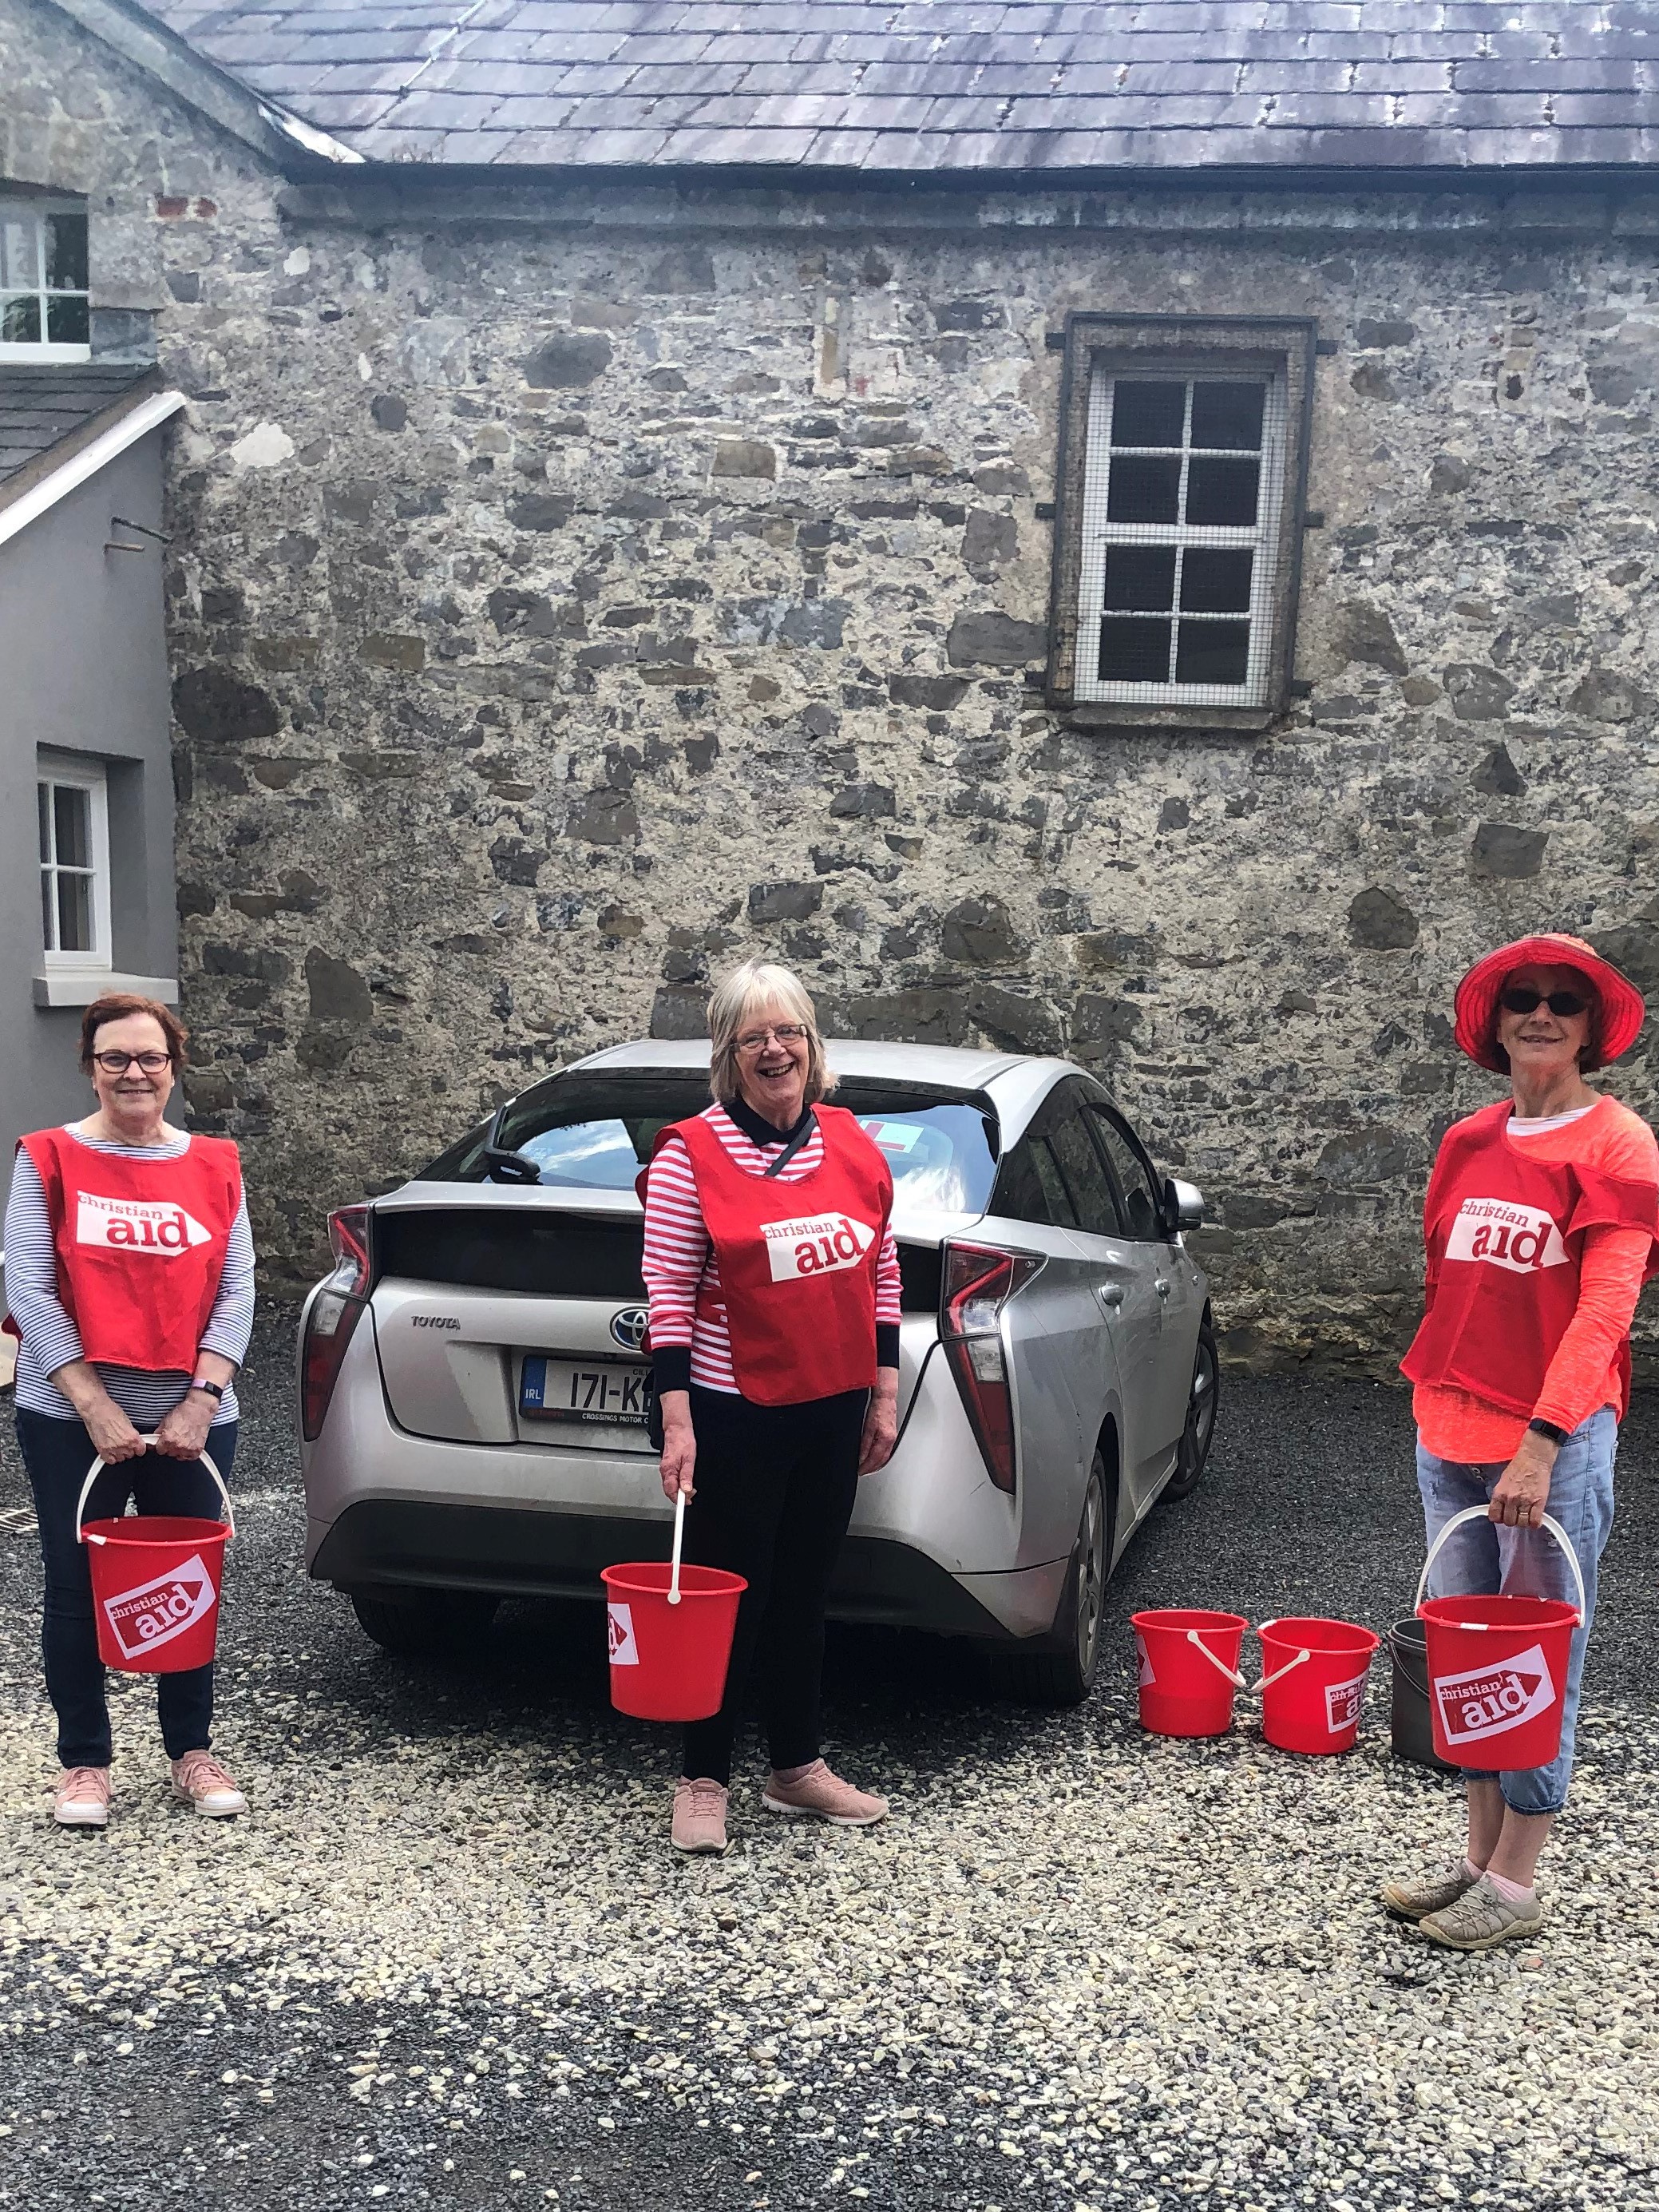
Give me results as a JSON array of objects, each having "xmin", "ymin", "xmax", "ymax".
[
  {"xmin": 0, "ymin": 367, "xmax": 157, "ymax": 490},
  {"xmin": 129, "ymin": 0, "xmax": 1659, "ymax": 174}
]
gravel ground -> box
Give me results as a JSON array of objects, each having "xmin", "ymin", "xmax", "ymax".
[{"xmin": 2, "ymin": 1309, "xmax": 1657, "ymax": 2211}]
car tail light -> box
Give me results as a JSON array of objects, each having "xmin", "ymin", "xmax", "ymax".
[
  {"xmin": 940, "ymin": 1243, "xmax": 1042, "ymax": 1494},
  {"xmin": 300, "ymin": 1205, "xmax": 370, "ymax": 1443}
]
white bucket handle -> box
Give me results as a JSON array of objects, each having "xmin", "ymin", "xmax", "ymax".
[
  {"xmin": 1252, "ymin": 1639, "xmax": 1312, "ymax": 1696},
  {"xmin": 667, "ymin": 1485, "xmax": 686, "ymax": 1607},
  {"xmin": 1414, "ymin": 1503, "xmax": 1585, "ymax": 1627},
  {"xmin": 1185, "ymin": 1627, "xmax": 1246, "ymax": 1691},
  {"xmin": 75, "ymin": 1434, "xmax": 234, "ymax": 1549}
]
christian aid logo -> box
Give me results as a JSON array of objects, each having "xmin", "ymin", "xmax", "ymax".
[
  {"xmin": 761, "ymin": 1211, "xmax": 876, "ymax": 1284},
  {"xmin": 1444, "ymin": 1197, "xmax": 1568, "ymax": 1275},
  {"xmin": 1432, "ymin": 1642, "xmax": 1557, "ymax": 1746},
  {"xmin": 77, "ymin": 1191, "xmax": 212, "ymax": 1258},
  {"xmin": 101, "ymin": 1554, "xmax": 216, "ymax": 1662},
  {"xmin": 1324, "ymin": 1670, "xmax": 1368, "ymax": 1734},
  {"xmin": 1135, "ymin": 1634, "xmax": 1155, "ymax": 1689},
  {"xmin": 607, "ymin": 1603, "xmax": 639, "ymax": 1667}
]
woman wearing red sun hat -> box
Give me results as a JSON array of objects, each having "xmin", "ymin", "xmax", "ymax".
[{"xmin": 1387, "ymin": 934, "xmax": 1657, "ymax": 1951}]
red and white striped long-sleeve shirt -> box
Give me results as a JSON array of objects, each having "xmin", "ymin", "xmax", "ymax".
[{"xmin": 642, "ymin": 1102, "xmax": 902, "ymax": 1396}]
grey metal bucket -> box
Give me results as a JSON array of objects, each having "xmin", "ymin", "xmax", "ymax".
[{"xmin": 1388, "ymin": 1615, "xmax": 1459, "ymax": 1774}]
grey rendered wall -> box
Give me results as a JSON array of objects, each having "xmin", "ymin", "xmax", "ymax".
[{"xmin": 0, "ymin": 430, "xmax": 177, "ymax": 1152}]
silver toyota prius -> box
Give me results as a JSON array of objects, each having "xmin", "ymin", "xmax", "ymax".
[{"xmin": 298, "ymin": 1040, "xmax": 1217, "ymax": 1704}]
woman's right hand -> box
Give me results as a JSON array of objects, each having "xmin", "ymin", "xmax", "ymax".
[
  {"xmin": 81, "ymin": 1393, "xmax": 147, "ymax": 1463},
  {"xmin": 658, "ymin": 1391, "xmax": 695, "ymax": 1501}
]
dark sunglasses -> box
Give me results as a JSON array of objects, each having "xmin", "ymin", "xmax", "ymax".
[{"xmin": 1499, "ymin": 988, "xmax": 1591, "ymax": 1019}]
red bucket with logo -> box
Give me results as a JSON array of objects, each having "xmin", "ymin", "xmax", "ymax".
[
  {"xmin": 1130, "ymin": 1609, "xmax": 1248, "ymax": 1738},
  {"xmin": 1255, "ymin": 1617, "xmax": 1380, "ymax": 1755},
  {"xmin": 76, "ymin": 1442, "xmax": 234, "ymax": 1675},
  {"xmin": 1415, "ymin": 1505, "xmax": 1584, "ymax": 1771},
  {"xmin": 600, "ymin": 1560, "xmax": 746, "ymax": 1722}
]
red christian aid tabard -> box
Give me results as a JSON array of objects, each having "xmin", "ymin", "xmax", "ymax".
[
  {"xmin": 17, "ymin": 1128, "xmax": 242, "ymax": 1373},
  {"xmin": 652, "ymin": 1105, "xmax": 893, "ymax": 1405},
  {"xmin": 1400, "ymin": 1097, "xmax": 1659, "ymax": 1420}
]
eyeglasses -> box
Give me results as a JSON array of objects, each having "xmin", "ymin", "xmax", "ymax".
[
  {"xmin": 1499, "ymin": 989, "xmax": 1591, "ymax": 1019},
  {"xmin": 92, "ymin": 1051, "xmax": 171, "ymax": 1074},
  {"xmin": 734, "ymin": 1024, "xmax": 810, "ymax": 1054}
]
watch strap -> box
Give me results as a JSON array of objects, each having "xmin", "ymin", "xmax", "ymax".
[
  {"xmin": 1527, "ymin": 1416, "xmax": 1569, "ymax": 1446},
  {"xmin": 189, "ymin": 1378, "xmax": 224, "ymax": 1403}
]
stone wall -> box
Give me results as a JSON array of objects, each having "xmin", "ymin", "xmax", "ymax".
[{"xmin": 8, "ymin": 0, "xmax": 1659, "ymax": 1370}]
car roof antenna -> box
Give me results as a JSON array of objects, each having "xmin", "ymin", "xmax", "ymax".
[{"xmin": 483, "ymin": 1102, "xmax": 542, "ymax": 1184}]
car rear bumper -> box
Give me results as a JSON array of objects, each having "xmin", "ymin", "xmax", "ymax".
[{"xmin": 308, "ymin": 1497, "xmax": 1041, "ymax": 1640}]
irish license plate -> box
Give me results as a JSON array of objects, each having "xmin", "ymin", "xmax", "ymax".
[{"xmin": 520, "ymin": 1357, "xmax": 654, "ymax": 1427}]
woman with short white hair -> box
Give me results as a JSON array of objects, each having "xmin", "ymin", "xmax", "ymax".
[{"xmin": 641, "ymin": 961, "xmax": 901, "ymax": 1853}]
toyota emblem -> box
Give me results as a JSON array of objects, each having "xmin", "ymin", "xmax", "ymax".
[{"xmin": 610, "ymin": 1305, "xmax": 649, "ymax": 1352}]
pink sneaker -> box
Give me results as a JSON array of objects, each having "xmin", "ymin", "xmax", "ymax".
[
  {"xmin": 170, "ymin": 1751, "xmax": 247, "ymax": 1818},
  {"xmin": 762, "ymin": 1760, "xmax": 888, "ymax": 1827},
  {"xmin": 671, "ymin": 1776, "xmax": 729, "ymax": 1854},
  {"xmin": 53, "ymin": 1766, "xmax": 110, "ymax": 1829}
]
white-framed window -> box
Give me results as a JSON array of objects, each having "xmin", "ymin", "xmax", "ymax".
[
  {"xmin": 0, "ymin": 199, "xmax": 90, "ymax": 362},
  {"xmin": 1075, "ymin": 364, "xmax": 1288, "ymax": 710},
  {"xmin": 38, "ymin": 751, "xmax": 110, "ymax": 970}
]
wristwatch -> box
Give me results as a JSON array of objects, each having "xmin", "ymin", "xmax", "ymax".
[
  {"xmin": 188, "ymin": 1378, "xmax": 224, "ymax": 1403},
  {"xmin": 1527, "ymin": 1417, "xmax": 1569, "ymax": 1447}
]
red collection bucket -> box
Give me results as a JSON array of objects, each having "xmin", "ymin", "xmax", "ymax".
[
  {"xmin": 1256, "ymin": 1617, "xmax": 1380, "ymax": 1754},
  {"xmin": 1415, "ymin": 1506, "xmax": 1585, "ymax": 1771},
  {"xmin": 601, "ymin": 1496, "xmax": 746, "ymax": 1722},
  {"xmin": 1130, "ymin": 1609, "xmax": 1248, "ymax": 1738},
  {"xmin": 76, "ymin": 1441, "xmax": 234, "ymax": 1675}
]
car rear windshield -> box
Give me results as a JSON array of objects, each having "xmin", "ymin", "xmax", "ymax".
[{"xmin": 422, "ymin": 1074, "xmax": 1000, "ymax": 1214}]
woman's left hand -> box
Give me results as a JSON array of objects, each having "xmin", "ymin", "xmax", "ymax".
[
  {"xmin": 154, "ymin": 1389, "xmax": 217, "ymax": 1461},
  {"xmin": 1489, "ymin": 1429, "xmax": 1557, "ymax": 1528},
  {"xmin": 857, "ymin": 1375, "xmax": 900, "ymax": 1477}
]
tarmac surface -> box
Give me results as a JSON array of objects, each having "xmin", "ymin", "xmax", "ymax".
[{"xmin": 1, "ymin": 1308, "xmax": 1657, "ymax": 2211}]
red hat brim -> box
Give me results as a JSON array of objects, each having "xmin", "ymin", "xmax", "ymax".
[{"xmin": 1453, "ymin": 933, "xmax": 1646, "ymax": 1072}]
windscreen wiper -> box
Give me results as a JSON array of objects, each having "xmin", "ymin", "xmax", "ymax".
[{"xmin": 481, "ymin": 1103, "xmax": 542, "ymax": 1184}]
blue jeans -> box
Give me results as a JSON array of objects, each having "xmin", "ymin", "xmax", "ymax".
[
  {"xmin": 1415, "ymin": 1406, "xmax": 1616, "ymax": 1816},
  {"xmin": 17, "ymin": 1409, "xmax": 237, "ymax": 1770}
]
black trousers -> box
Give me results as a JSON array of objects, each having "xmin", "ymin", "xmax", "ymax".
[
  {"xmin": 17, "ymin": 1409, "xmax": 236, "ymax": 1769},
  {"xmin": 679, "ymin": 1384, "xmax": 865, "ymax": 1787}
]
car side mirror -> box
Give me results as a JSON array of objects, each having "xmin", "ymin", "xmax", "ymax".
[{"xmin": 1162, "ymin": 1176, "xmax": 1205, "ymax": 1236}]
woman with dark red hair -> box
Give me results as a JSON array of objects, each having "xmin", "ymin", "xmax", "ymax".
[{"xmin": 1387, "ymin": 934, "xmax": 1657, "ymax": 1950}]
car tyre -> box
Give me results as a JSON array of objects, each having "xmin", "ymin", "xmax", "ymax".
[
  {"xmin": 1000, "ymin": 1450, "xmax": 1111, "ymax": 1709},
  {"xmin": 349, "ymin": 1587, "xmax": 500, "ymax": 1659},
  {"xmin": 1161, "ymin": 1316, "xmax": 1219, "ymax": 1504}
]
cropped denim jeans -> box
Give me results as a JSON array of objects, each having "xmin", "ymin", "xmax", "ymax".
[{"xmin": 1415, "ymin": 1405, "xmax": 1617, "ymax": 1817}]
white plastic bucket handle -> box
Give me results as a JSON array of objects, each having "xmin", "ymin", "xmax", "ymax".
[
  {"xmin": 667, "ymin": 1485, "xmax": 686, "ymax": 1607},
  {"xmin": 1413, "ymin": 1503, "xmax": 1585, "ymax": 1628},
  {"xmin": 1185, "ymin": 1627, "xmax": 1246, "ymax": 1691},
  {"xmin": 1251, "ymin": 1627, "xmax": 1313, "ymax": 1697},
  {"xmin": 75, "ymin": 1435, "xmax": 234, "ymax": 1548}
]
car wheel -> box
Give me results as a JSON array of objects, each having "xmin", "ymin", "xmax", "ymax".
[
  {"xmin": 1000, "ymin": 1450, "xmax": 1111, "ymax": 1708},
  {"xmin": 349, "ymin": 1587, "xmax": 500, "ymax": 1659},
  {"xmin": 1161, "ymin": 1318, "xmax": 1219, "ymax": 1504}
]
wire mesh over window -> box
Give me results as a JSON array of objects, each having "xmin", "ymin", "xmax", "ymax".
[{"xmin": 1075, "ymin": 365, "xmax": 1287, "ymax": 709}]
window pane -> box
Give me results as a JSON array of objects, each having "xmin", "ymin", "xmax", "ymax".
[
  {"xmin": 57, "ymin": 870, "xmax": 92, "ymax": 953},
  {"xmin": 1181, "ymin": 548, "xmax": 1254, "ymax": 613},
  {"xmin": 1047, "ymin": 1111, "xmax": 1120, "ymax": 1239},
  {"xmin": 0, "ymin": 295, "xmax": 42, "ymax": 343},
  {"xmin": 1190, "ymin": 381, "xmax": 1265, "ymax": 450},
  {"xmin": 1111, "ymin": 380, "xmax": 1185, "ymax": 448},
  {"xmin": 40, "ymin": 868, "xmax": 54, "ymax": 952},
  {"xmin": 994, "ymin": 1136, "xmax": 1064, "ymax": 1227},
  {"xmin": 53, "ymin": 783, "xmax": 89, "ymax": 869},
  {"xmin": 43, "ymin": 211, "xmax": 88, "ymax": 292},
  {"xmin": 1107, "ymin": 454, "xmax": 1181, "ymax": 524},
  {"xmin": 46, "ymin": 293, "xmax": 89, "ymax": 346},
  {"xmin": 1175, "ymin": 620, "xmax": 1252, "ymax": 686},
  {"xmin": 1089, "ymin": 1109, "xmax": 1162, "ymax": 1241},
  {"xmin": 1103, "ymin": 545, "xmax": 1176, "ymax": 612},
  {"xmin": 37, "ymin": 783, "xmax": 49, "ymax": 863},
  {"xmin": 0, "ymin": 216, "xmax": 35, "ymax": 291},
  {"xmin": 1186, "ymin": 456, "xmax": 1259, "ymax": 527},
  {"xmin": 1099, "ymin": 616, "xmax": 1171, "ymax": 684}
]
